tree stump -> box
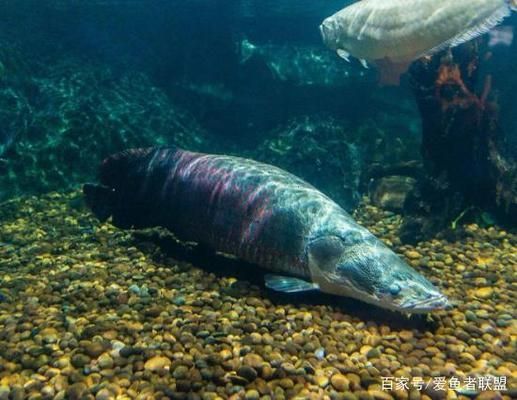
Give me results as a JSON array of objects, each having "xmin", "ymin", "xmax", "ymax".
[{"xmin": 400, "ymin": 42, "xmax": 516, "ymax": 243}]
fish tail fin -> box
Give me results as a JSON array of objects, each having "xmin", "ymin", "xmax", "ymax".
[{"xmin": 83, "ymin": 183, "xmax": 115, "ymax": 223}]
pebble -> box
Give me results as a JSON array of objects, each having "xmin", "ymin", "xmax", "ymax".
[
  {"xmin": 0, "ymin": 386, "xmax": 9, "ymax": 400},
  {"xmin": 315, "ymin": 375, "xmax": 329, "ymax": 388},
  {"xmin": 97, "ymin": 353, "xmax": 114, "ymax": 369},
  {"xmin": 144, "ymin": 355, "xmax": 172, "ymax": 372},
  {"xmin": 368, "ymin": 390, "xmax": 394, "ymax": 400},
  {"xmin": 278, "ymin": 378, "xmax": 294, "ymax": 389},
  {"xmin": 71, "ymin": 353, "xmax": 90, "ymax": 368},
  {"xmin": 331, "ymin": 374, "xmax": 350, "ymax": 391},
  {"xmin": 473, "ymin": 287, "xmax": 494, "ymax": 299},
  {"xmin": 242, "ymin": 353, "xmax": 264, "ymax": 369},
  {"xmin": 366, "ymin": 347, "xmax": 381, "ymax": 359},
  {"xmin": 172, "ymin": 364, "xmax": 189, "ymax": 379},
  {"xmin": 66, "ymin": 383, "xmax": 88, "ymax": 400},
  {"xmin": 41, "ymin": 385, "xmax": 55, "ymax": 397},
  {"xmin": 245, "ymin": 389, "xmax": 260, "ymax": 400},
  {"xmin": 249, "ymin": 332, "xmax": 262, "ymax": 344},
  {"xmin": 405, "ymin": 251, "xmax": 421, "ymax": 260},
  {"xmin": 315, "ymin": 347, "xmax": 325, "ymax": 360},
  {"xmin": 474, "ymin": 391, "xmax": 504, "ymax": 400},
  {"xmin": 346, "ymin": 373, "xmax": 362, "ymax": 390},
  {"xmin": 96, "ymin": 388, "xmax": 114, "ymax": 400},
  {"xmin": 399, "ymin": 331, "xmax": 414, "ymax": 342},
  {"xmin": 39, "ymin": 327, "xmax": 59, "ymax": 344},
  {"xmin": 0, "ymin": 192, "xmax": 515, "ymax": 400},
  {"xmin": 465, "ymin": 310, "xmax": 477, "ymax": 322},
  {"xmin": 220, "ymin": 349, "xmax": 232, "ymax": 361},
  {"xmin": 84, "ymin": 342, "xmax": 105, "ymax": 358},
  {"xmin": 237, "ymin": 366, "xmax": 258, "ymax": 382}
]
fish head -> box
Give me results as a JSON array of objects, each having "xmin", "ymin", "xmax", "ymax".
[
  {"xmin": 319, "ymin": 17, "xmax": 341, "ymax": 50},
  {"xmin": 320, "ymin": 18, "xmax": 355, "ymax": 63},
  {"xmin": 307, "ymin": 232, "xmax": 449, "ymax": 313}
]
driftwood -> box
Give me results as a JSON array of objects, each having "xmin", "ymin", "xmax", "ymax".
[{"xmin": 398, "ymin": 42, "xmax": 516, "ymax": 243}]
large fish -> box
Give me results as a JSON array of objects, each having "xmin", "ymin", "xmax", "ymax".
[
  {"xmin": 84, "ymin": 148, "xmax": 449, "ymax": 313},
  {"xmin": 320, "ymin": 0, "xmax": 517, "ymax": 84}
]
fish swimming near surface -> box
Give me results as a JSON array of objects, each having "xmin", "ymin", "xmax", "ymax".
[
  {"xmin": 84, "ymin": 147, "xmax": 449, "ymax": 313},
  {"xmin": 320, "ymin": 0, "xmax": 517, "ymax": 84}
]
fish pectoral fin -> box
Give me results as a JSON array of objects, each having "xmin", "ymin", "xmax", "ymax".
[
  {"xmin": 264, "ymin": 274, "xmax": 319, "ymax": 293},
  {"xmin": 336, "ymin": 49, "xmax": 350, "ymax": 62}
]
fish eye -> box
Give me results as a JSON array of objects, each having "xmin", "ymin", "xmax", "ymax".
[{"xmin": 389, "ymin": 284, "xmax": 401, "ymax": 296}]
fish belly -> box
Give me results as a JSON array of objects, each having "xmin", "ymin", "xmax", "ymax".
[{"xmin": 324, "ymin": 0, "xmax": 511, "ymax": 62}]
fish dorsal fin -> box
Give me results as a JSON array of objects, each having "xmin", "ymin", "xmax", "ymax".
[{"xmin": 422, "ymin": 3, "xmax": 512, "ymax": 58}]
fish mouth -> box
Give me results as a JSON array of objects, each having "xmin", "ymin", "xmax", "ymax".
[
  {"xmin": 401, "ymin": 294, "xmax": 451, "ymax": 313},
  {"xmin": 319, "ymin": 19, "xmax": 336, "ymax": 46},
  {"xmin": 319, "ymin": 23, "xmax": 327, "ymax": 40}
]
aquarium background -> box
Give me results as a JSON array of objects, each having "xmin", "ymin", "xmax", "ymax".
[
  {"xmin": 0, "ymin": 1, "xmax": 516, "ymax": 400},
  {"xmin": 0, "ymin": 0, "xmax": 437, "ymax": 209},
  {"xmin": 1, "ymin": 1, "xmax": 515, "ymax": 208}
]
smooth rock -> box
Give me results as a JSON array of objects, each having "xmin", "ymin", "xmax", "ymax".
[
  {"xmin": 145, "ymin": 356, "xmax": 172, "ymax": 372},
  {"xmin": 0, "ymin": 386, "xmax": 9, "ymax": 400},
  {"xmin": 315, "ymin": 375, "xmax": 329, "ymax": 388},
  {"xmin": 66, "ymin": 383, "xmax": 88, "ymax": 400},
  {"xmin": 85, "ymin": 342, "xmax": 105, "ymax": 358},
  {"xmin": 96, "ymin": 388, "xmax": 114, "ymax": 400},
  {"xmin": 331, "ymin": 374, "xmax": 350, "ymax": 391},
  {"xmin": 71, "ymin": 354, "xmax": 90, "ymax": 368},
  {"xmin": 237, "ymin": 366, "xmax": 258, "ymax": 382},
  {"xmin": 474, "ymin": 287, "xmax": 493, "ymax": 299},
  {"xmin": 245, "ymin": 389, "xmax": 260, "ymax": 400},
  {"xmin": 98, "ymin": 353, "xmax": 114, "ymax": 369},
  {"xmin": 172, "ymin": 364, "xmax": 189, "ymax": 379}
]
